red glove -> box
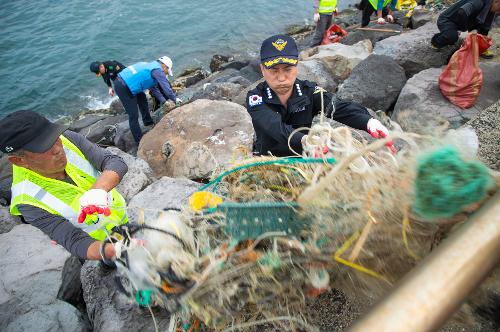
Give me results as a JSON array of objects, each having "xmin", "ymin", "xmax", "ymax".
[{"xmin": 78, "ymin": 205, "xmax": 111, "ymax": 224}]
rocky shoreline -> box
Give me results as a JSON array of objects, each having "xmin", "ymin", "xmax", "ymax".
[{"xmin": 1, "ymin": 8, "xmax": 499, "ymax": 332}]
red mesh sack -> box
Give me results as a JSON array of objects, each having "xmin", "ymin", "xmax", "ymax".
[
  {"xmin": 321, "ymin": 24, "xmax": 348, "ymax": 45},
  {"xmin": 439, "ymin": 33, "xmax": 492, "ymax": 109}
]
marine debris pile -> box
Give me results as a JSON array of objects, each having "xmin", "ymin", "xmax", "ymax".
[{"xmin": 110, "ymin": 122, "xmax": 495, "ymax": 331}]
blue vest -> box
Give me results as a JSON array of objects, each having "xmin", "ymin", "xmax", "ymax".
[{"xmin": 118, "ymin": 61, "xmax": 162, "ymax": 95}]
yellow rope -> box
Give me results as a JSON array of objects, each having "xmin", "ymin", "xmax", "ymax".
[
  {"xmin": 402, "ymin": 207, "xmax": 420, "ymax": 260},
  {"xmin": 334, "ymin": 256, "xmax": 389, "ymax": 283}
]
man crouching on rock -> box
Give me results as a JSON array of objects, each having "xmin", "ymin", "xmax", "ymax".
[
  {"xmin": 246, "ymin": 34, "xmax": 394, "ymax": 157},
  {"xmin": 0, "ymin": 110, "xmax": 128, "ymax": 263}
]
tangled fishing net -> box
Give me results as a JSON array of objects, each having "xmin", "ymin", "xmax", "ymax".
[{"xmin": 106, "ymin": 118, "xmax": 496, "ymax": 331}]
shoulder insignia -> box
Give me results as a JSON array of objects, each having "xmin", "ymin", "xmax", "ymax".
[
  {"xmin": 248, "ymin": 94, "xmax": 263, "ymax": 107},
  {"xmin": 313, "ymin": 86, "xmax": 326, "ymax": 94}
]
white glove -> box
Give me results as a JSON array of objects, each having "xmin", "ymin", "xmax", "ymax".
[
  {"xmin": 314, "ymin": 13, "xmax": 320, "ymax": 23},
  {"xmin": 108, "ymin": 87, "xmax": 115, "ymax": 97},
  {"xmin": 367, "ymin": 118, "xmax": 397, "ymax": 154},
  {"xmin": 367, "ymin": 118, "xmax": 389, "ymax": 138},
  {"xmin": 386, "ymin": 14, "xmax": 394, "ymax": 23},
  {"xmin": 377, "ymin": 17, "xmax": 386, "ymax": 24},
  {"xmin": 80, "ymin": 189, "xmax": 109, "ymax": 209},
  {"xmin": 175, "ymin": 98, "xmax": 182, "ymax": 106}
]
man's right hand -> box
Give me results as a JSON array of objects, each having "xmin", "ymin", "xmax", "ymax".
[
  {"xmin": 377, "ymin": 17, "xmax": 386, "ymax": 24},
  {"xmin": 314, "ymin": 13, "xmax": 320, "ymax": 23}
]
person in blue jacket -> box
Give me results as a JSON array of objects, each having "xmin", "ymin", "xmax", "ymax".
[{"xmin": 114, "ymin": 56, "xmax": 182, "ymax": 143}]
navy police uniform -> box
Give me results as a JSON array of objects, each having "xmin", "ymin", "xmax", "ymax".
[{"xmin": 246, "ymin": 79, "xmax": 371, "ymax": 156}]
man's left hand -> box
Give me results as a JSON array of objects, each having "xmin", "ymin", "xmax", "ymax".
[
  {"xmin": 175, "ymin": 98, "xmax": 183, "ymax": 106},
  {"xmin": 386, "ymin": 14, "xmax": 394, "ymax": 23},
  {"xmin": 367, "ymin": 118, "xmax": 397, "ymax": 154},
  {"xmin": 108, "ymin": 87, "xmax": 115, "ymax": 97}
]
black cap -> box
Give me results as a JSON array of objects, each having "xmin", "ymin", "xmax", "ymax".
[
  {"xmin": 89, "ymin": 61, "xmax": 101, "ymax": 73},
  {"xmin": 0, "ymin": 110, "xmax": 68, "ymax": 154},
  {"xmin": 260, "ymin": 34, "xmax": 299, "ymax": 69}
]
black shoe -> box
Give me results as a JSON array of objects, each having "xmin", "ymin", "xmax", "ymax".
[{"xmin": 143, "ymin": 120, "xmax": 154, "ymax": 126}]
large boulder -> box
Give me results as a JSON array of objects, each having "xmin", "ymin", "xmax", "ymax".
[
  {"xmin": 374, "ymin": 22, "xmax": 460, "ymax": 77},
  {"xmin": 337, "ymin": 54, "xmax": 407, "ymax": 112},
  {"xmin": 81, "ymin": 261, "xmax": 170, "ymax": 332},
  {"xmin": 0, "ymin": 225, "xmax": 88, "ymax": 331},
  {"xmin": 191, "ymin": 82, "xmax": 244, "ymax": 101},
  {"xmin": 106, "ymin": 147, "xmax": 156, "ymax": 202},
  {"xmin": 172, "ymin": 67, "xmax": 210, "ymax": 89},
  {"xmin": 0, "ymin": 206, "xmax": 21, "ymax": 234},
  {"xmin": 411, "ymin": 8, "xmax": 436, "ymax": 29},
  {"xmin": 128, "ymin": 176, "xmax": 200, "ymax": 218},
  {"xmin": 70, "ymin": 114, "xmax": 129, "ymax": 147},
  {"xmin": 342, "ymin": 23, "xmax": 402, "ymax": 46},
  {"xmin": 466, "ymin": 100, "xmax": 500, "ymax": 171},
  {"xmin": 297, "ymin": 58, "xmax": 340, "ymax": 92},
  {"xmin": 392, "ymin": 62, "xmax": 500, "ymax": 133},
  {"xmin": 138, "ymin": 99, "xmax": 254, "ymax": 179},
  {"xmin": 300, "ymin": 39, "xmax": 373, "ymax": 71}
]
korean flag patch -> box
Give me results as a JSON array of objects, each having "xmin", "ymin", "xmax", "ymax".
[{"xmin": 248, "ymin": 94, "xmax": 263, "ymax": 107}]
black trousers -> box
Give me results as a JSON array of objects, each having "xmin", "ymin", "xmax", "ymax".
[
  {"xmin": 114, "ymin": 78, "xmax": 154, "ymax": 143},
  {"xmin": 431, "ymin": 19, "xmax": 460, "ymax": 48},
  {"xmin": 360, "ymin": 0, "xmax": 389, "ymax": 27},
  {"xmin": 311, "ymin": 13, "xmax": 333, "ymax": 47}
]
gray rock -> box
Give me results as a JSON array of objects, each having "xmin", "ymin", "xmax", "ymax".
[
  {"xmin": 5, "ymin": 301, "xmax": 89, "ymax": 332},
  {"xmin": 110, "ymin": 98, "xmax": 125, "ymax": 114},
  {"xmin": 342, "ymin": 23, "xmax": 402, "ymax": 46},
  {"xmin": 106, "ymin": 147, "xmax": 156, "ymax": 202},
  {"xmin": 238, "ymin": 63, "xmax": 263, "ymax": 83},
  {"xmin": 0, "ymin": 225, "xmax": 88, "ymax": 331},
  {"xmin": 337, "ymin": 54, "xmax": 407, "ymax": 112},
  {"xmin": 392, "ymin": 62, "xmax": 500, "ymax": 134},
  {"xmin": 192, "ymin": 82, "xmax": 244, "ymax": 101},
  {"xmin": 411, "ymin": 8, "xmax": 436, "ymax": 29},
  {"xmin": 466, "ymin": 100, "xmax": 500, "ymax": 171},
  {"xmin": 69, "ymin": 114, "xmax": 109, "ymax": 132},
  {"xmin": 138, "ymin": 99, "xmax": 254, "ymax": 179},
  {"xmin": 298, "ymin": 58, "xmax": 339, "ymax": 92},
  {"xmin": 172, "ymin": 68, "xmax": 210, "ymax": 89},
  {"xmin": 0, "ymin": 205, "xmax": 21, "ymax": 234},
  {"xmin": 210, "ymin": 54, "xmax": 232, "ymax": 73},
  {"xmin": 220, "ymin": 59, "xmax": 250, "ymax": 72},
  {"xmin": 374, "ymin": 22, "xmax": 460, "ymax": 77},
  {"xmin": 301, "ymin": 39, "xmax": 373, "ymax": 71},
  {"xmin": 113, "ymin": 118, "xmax": 154, "ymax": 155},
  {"xmin": 178, "ymin": 68, "xmax": 243, "ymax": 102},
  {"xmin": 128, "ymin": 176, "xmax": 201, "ymax": 216},
  {"xmin": 81, "ymin": 261, "xmax": 170, "ymax": 332},
  {"xmin": 73, "ymin": 114, "xmax": 129, "ymax": 146}
]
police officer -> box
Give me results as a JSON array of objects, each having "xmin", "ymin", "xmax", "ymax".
[
  {"xmin": 246, "ymin": 34, "xmax": 393, "ymax": 157},
  {"xmin": 90, "ymin": 60, "xmax": 126, "ymax": 97},
  {"xmin": 114, "ymin": 56, "xmax": 181, "ymax": 143}
]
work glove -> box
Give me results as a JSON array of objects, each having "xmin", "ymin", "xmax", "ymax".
[
  {"xmin": 108, "ymin": 87, "xmax": 115, "ymax": 97},
  {"xmin": 175, "ymin": 98, "xmax": 182, "ymax": 106},
  {"xmin": 386, "ymin": 14, "xmax": 394, "ymax": 23},
  {"xmin": 377, "ymin": 17, "xmax": 386, "ymax": 24},
  {"xmin": 78, "ymin": 189, "xmax": 111, "ymax": 224},
  {"xmin": 314, "ymin": 13, "xmax": 320, "ymax": 23},
  {"xmin": 366, "ymin": 118, "xmax": 397, "ymax": 154}
]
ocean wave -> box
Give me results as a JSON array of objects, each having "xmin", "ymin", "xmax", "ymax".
[{"xmin": 81, "ymin": 94, "xmax": 117, "ymax": 111}]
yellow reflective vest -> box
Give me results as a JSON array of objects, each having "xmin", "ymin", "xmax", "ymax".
[
  {"xmin": 319, "ymin": 0, "xmax": 338, "ymax": 13},
  {"xmin": 10, "ymin": 135, "xmax": 128, "ymax": 241},
  {"xmin": 368, "ymin": 0, "xmax": 392, "ymax": 10}
]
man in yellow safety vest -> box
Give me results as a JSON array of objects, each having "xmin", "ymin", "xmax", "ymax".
[
  {"xmin": 311, "ymin": 0, "xmax": 338, "ymax": 46},
  {"xmin": 0, "ymin": 110, "xmax": 129, "ymax": 262}
]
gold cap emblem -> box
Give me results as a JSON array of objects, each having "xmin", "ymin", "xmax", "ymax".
[{"xmin": 272, "ymin": 39, "xmax": 287, "ymax": 51}]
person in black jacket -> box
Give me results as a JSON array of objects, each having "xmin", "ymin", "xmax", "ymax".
[
  {"xmin": 431, "ymin": 0, "xmax": 500, "ymax": 58},
  {"xmin": 246, "ymin": 34, "xmax": 395, "ymax": 157},
  {"xmin": 90, "ymin": 60, "xmax": 126, "ymax": 97}
]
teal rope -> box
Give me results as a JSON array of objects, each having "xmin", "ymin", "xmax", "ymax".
[{"xmin": 198, "ymin": 157, "xmax": 336, "ymax": 192}]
